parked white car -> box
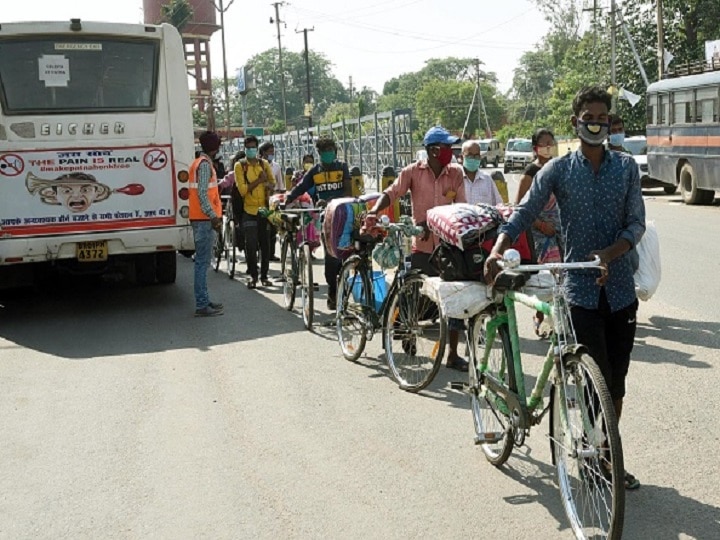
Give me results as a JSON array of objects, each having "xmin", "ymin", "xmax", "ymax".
[
  {"xmin": 621, "ymin": 135, "xmax": 676, "ymax": 194},
  {"xmin": 503, "ymin": 139, "xmax": 534, "ymax": 173}
]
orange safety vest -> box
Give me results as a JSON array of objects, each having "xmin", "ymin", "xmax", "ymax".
[{"xmin": 188, "ymin": 155, "xmax": 222, "ymax": 220}]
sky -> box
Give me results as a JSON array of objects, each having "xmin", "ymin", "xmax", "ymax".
[{"xmin": 2, "ymin": 0, "xmax": 553, "ymax": 95}]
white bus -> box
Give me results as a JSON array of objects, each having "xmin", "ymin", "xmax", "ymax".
[{"xmin": 0, "ymin": 19, "xmax": 195, "ymax": 286}]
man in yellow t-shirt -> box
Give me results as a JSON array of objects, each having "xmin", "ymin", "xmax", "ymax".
[{"xmin": 235, "ymin": 135, "xmax": 276, "ymax": 289}]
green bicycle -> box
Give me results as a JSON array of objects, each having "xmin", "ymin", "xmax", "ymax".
[
  {"xmin": 336, "ymin": 215, "xmax": 447, "ymax": 392},
  {"xmin": 453, "ymin": 249, "xmax": 624, "ymax": 539}
]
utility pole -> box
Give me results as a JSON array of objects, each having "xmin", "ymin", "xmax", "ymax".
[
  {"xmin": 270, "ymin": 2, "xmax": 288, "ymax": 128},
  {"xmin": 348, "ymin": 76, "xmax": 353, "ymax": 99},
  {"xmin": 296, "ymin": 27, "xmax": 314, "ymax": 128},
  {"xmin": 213, "ymin": 0, "xmax": 234, "ymax": 142},
  {"xmin": 657, "ymin": 0, "xmax": 665, "ymax": 79},
  {"xmin": 475, "ymin": 59, "xmax": 491, "ymax": 138},
  {"xmin": 610, "ymin": 0, "xmax": 617, "ymax": 113}
]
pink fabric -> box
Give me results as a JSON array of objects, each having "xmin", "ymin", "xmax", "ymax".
[
  {"xmin": 426, "ymin": 203, "xmax": 495, "ymax": 250},
  {"xmin": 383, "ymin": 161, "xmax": 466, "ymax": 254}
]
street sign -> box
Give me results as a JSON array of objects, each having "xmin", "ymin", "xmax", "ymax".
[{"xmin": 245, "ymin": 127, "xmax": 264, "ymax": 137}]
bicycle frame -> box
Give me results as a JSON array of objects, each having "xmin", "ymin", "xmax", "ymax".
[
  {"xmin": 477, "ymin": 258, "xmax": 601, "ymax": 433},
  {"xmin": 342, "ymin": 222, "xmax": 422, "ymax": 337}
]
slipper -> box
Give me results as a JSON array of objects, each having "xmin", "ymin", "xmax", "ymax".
[
  {"xmin": 446, "ymin": 355, "xmax": 469, "ymax": 372},
  {"xmin": 625, "ymin": 471, "xmax": 640, "ymax": 490}
]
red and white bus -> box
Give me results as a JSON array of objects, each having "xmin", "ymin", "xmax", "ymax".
[{"xmin": 0, "ymin": 19, "xmax": 195, "ymax": 286}]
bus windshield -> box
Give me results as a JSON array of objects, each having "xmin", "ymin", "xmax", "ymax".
[{"xmin": 0, "ymin": 37, "xmax": 158, "ymax": 114}]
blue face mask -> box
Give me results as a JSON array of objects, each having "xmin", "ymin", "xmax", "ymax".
[
  {"xmin": 463, "ymin": 157, "xmax": 481, "ymax": 172},
  {"xmin": 609, "ymin": 132, "xmax": 625, "ymax": 147},
  {"xmin": 266, "ymin": 153, "xmax": 274, "ymax": 162},
  {"xmin": 246, "ymin": 148, "xmax": 258, "ymax": 159}
]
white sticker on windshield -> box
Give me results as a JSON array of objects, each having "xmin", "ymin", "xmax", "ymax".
[{"xmin": 38, "ymin": 54, "xmax": 70, "ymax": 87}]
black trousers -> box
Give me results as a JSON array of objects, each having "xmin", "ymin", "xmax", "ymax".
[
  {"xmin": 242, "ymin": 212, "xmax": 270, "ymax": 281},
  {"xmin": 570, "ymin": 288, "xmax": 638, "ymax": 401},
  {"xmin": 320, "ymin": 233, "xmax": 342, "ymax": 299}
]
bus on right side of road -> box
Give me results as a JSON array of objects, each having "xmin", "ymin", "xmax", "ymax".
[{"xmin": 646, "ymin": 68, "xmax": 720, "ymax": 205}]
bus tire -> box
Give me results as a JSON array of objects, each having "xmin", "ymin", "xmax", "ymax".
[
  {"xmin": 135, "ymin": 254, "xmax": 156, "ymax": 286},
  {"xmin": 680, "ymin": 163, "xmax": 715, "ymax": 205},
  {"xmin": 156, "ymin": 252, "xmax": 177, "ymax": 284}
]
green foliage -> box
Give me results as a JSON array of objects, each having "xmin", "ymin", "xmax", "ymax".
[
  {"xmin": 160, "ymin": 0, "xmax": 193, "ymax": 31},
  {"xmin": 240, "ymin": 48, "xmax": 348, "ymax": 130},
  {"xmin": 321, "ymin": 102, "xmax": 360, "ymax": 125},
  {"xmin": 494, "ymin": 121, "xmax": 537, "ymax": 146}
]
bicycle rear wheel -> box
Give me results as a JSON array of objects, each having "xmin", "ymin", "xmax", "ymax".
[
  {"xmin": 336, "ymin": 256, "xmax": 370, "ymax": 361},
  {"xmin": 280, "ymin": 234, "xmax": 297, "ymax": 311},
  {"xmin": 550, "ymin": 352, "xmax": 624, "ymax": 540},
  {"xmin": 223, "ymin": 218, "xmax": 236, "ymax": 278},
  {"xmin": 300, "ymin": 243, "xmax": 314, "ymax": 329},
  {"xmin": 468, "ymin": 313, "xmax": 515, "ymax": 466},
  {"xmin": 383, "ymin": 274, "xmax": 446, "ymax": 392}
]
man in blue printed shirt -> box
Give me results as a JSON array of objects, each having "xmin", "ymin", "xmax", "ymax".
[
  {"xmin": 285, "ymin": 136, "xmax": 351, "ymax": 310},
  {"xmin": 485, "ymin": 86, "xmax": 645, "ymax": 490}
]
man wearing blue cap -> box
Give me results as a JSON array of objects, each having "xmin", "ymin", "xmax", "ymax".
[{"xmin": 367, "ymin": 126, "xmax": 469, "ymax": 371}]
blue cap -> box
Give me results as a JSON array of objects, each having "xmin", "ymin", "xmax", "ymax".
[{"xmin": 423, "ymin": 126, "xmax": 460, "ymax": 146}]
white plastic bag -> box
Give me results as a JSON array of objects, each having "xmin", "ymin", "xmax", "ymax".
[{"xmin": 634, "ymin": 221, "xmax": 661, "ymax": 301}]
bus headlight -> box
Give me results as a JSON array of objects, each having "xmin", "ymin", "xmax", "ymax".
[{"xmin": 179, "ymin": 206, "xmax": 190, "ymax": 219}]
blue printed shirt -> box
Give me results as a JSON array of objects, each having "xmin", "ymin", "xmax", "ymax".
[{"xmin": 501, "ymin": 149, "xmax": 645, "ymax": 312}]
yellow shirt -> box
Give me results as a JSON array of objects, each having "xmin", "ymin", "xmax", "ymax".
[{"xmin": 235, "ymin": 158, "xmax": 275, "ymax": 216}]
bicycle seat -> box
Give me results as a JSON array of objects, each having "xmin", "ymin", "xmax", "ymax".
[{"xmin": 493, "ymin": 271, "xmax": 529, "ymax": 293}]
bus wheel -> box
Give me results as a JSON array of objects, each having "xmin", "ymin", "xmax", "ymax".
[
  {"xmin": 680, "ymin": 163, "xmax": 715, "ymax": 205},
  {"xmin": 135, "ymin": 254, "xmax": 156, "ymax": 285},
  {"xmin": 156, "ymin": 251, "xmax": 177, "ymax": 284}
]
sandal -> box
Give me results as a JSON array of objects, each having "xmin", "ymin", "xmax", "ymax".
[
  {"xmin": 624, "ymin": 471, "xmax": 640, "ymax": 490},
  {"xmin": 533, "ymin": 316, "xmax": 547, "ymax": 339}
]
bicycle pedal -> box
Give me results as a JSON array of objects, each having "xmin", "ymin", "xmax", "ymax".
[{"xmin": 449, "ymin": 381, "xmax": 467, "ymax": 391}]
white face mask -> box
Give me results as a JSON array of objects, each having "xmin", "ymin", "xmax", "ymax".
[{"xmin": 536, "ymin": 145, "xmax": 558, "ymax": 159}]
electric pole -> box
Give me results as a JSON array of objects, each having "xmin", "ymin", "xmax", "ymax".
[
  {"xmin": 213, "ymin": 0, "xmax": 234, "ymax": 142},
  {"xmin": 657, "ymin": 0, "xmax": 665, "ymax": 79},
  {"xmin": 475, "ymin": 59, "xmax": 491, "ymax": 138},
  {"xmin": 296, "ymin": 27, "xmax": 315, "ymax": 127},
  {"xmin": 271, "ymin": 2, "xmax": 288, "ymax": 129}
]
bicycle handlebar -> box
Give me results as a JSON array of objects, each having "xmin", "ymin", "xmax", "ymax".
[{"xmin": 497, "ymin": 249, "xmax": 603, "ymax": 272}]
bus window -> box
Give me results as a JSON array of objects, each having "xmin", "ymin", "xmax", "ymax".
[
  {"xmin": 0, "ymin": 38, "xmax": 158, "ymax": 114},
  {"xmin": 696, "ymin": 87, "xmax": 718, "ymax": 123},
  {"xmin": 647, "ymin": 95, "xmax": 657, "ymax": 125},
  {"xmin": 673, "ymin": 90, "xmax": 694, "ymax": 124},
  {"xmin": 659, "ymin": 94, "xmax": 669, "ymax": 125}
]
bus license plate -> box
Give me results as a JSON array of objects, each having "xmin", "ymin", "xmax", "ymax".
[{"xmin": 77, "ymin": 241, "xmax": 108, "ymax": 262}]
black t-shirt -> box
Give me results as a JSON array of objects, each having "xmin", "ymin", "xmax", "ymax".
[{"xmin": 523, "ymin": 162, "xmax": 541, "ymax": 179}]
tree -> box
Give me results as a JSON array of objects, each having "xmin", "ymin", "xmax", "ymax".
[
  {"xmin": 242, "ymin": 48, "xmax": 348, "ymax": 130},
  {"xmin": 321, "ymin": 102, "xmax": 360, "ymax": 125},
  {"xmin": 160, "ymin": 0, "xmax": 193, "ymax": 31},
  {"xmin": 415, "ymin": 80, "xmax": 505, "ymax": 137}
]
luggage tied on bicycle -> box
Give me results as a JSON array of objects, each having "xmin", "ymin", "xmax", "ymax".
[{"xmin": 427, "ymin": 203, "xmax": 536, "ymax": 283}]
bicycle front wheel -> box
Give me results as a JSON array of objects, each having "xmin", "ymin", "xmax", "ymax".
[
  {"xmin": 550, "ymin": 352, "xmax": 625, "ymax": 540},
  {"xmin": 336, "ymin": 256, "xmax": 370, "ymax": 361},
  {"xmin": 280, "ymin": 234, "xmax": 297, "ymax": 311},
  {"xmin": 224, "ymin": 218, "xmax": 237, "ymax": 278},
  {"xmin": 213, "ymin": 228, "xmax": 224, "ymax": 272},
  {"xmin": 468, "ymin": 313, "xmax": 515, "ymax": 466},
  {"xmin": 300, "ymin": 243, "xmax": 314, "ymax": 329},
  {"xmin": 383, "ymin": 274, "xmax": 446, "ymax": 392}
]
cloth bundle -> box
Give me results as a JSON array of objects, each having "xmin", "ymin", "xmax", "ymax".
[{"xmin": 426, "ymin": 203, "xmax": 503, "ymax": 250}]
